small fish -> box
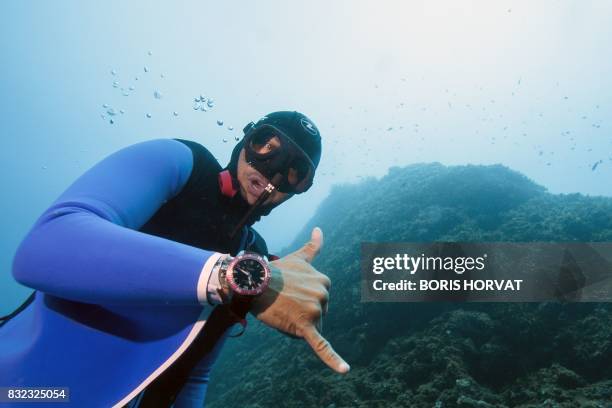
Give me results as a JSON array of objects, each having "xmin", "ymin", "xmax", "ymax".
[{"xmin": 591, "ymin": 160, "xmax": 603, "ymax": 171}]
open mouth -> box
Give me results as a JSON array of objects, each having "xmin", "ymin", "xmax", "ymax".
[{"xmin": 247, "ymin": 173, "xmax": 270, "ymax": 198}]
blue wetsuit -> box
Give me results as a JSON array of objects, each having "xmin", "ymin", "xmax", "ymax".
[{"xmin": 1, "ymin": 139, "xmax": 268, "ymax": 407}]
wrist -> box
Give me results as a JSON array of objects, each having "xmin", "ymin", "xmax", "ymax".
[
  {"xmin": 217, "ymin": 256, "xmax": 234, "ymax": 302},
  {"xmin": 207, "ymin": 254, "xmax": 234, "ymax": 305}
]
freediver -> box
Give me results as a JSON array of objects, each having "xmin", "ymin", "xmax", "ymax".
[{"xmin": 0, "ymin": 111, "xmax": 349, "ymax": 407}]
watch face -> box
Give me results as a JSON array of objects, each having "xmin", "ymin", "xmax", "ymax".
[{"xmin": 226, "ymin": 254, "xmax": 271, "ymax": 296}]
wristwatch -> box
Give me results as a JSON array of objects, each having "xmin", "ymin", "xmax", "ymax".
[
  {"xmin": 217, "ymin": 252, "xmax": 271, "ymax": 332},
  {"xmin": 225, "ymin": 252, "xmax": 271, "ymax": 296}
]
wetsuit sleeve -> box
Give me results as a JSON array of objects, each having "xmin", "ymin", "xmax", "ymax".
[{"xmin": 12, "ymin": 138, "xmax": 225, "ymax": 306}]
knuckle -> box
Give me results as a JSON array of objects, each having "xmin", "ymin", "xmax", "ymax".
[
  {"xmin": 306, "ymin": 304, "xmax": 321, "ymax": 319},
  {"xmin": 315, "ymin": 271, "xmax": 330, "ymax": 283},
  {"xmin": 314, "ymin": 337, "xmax": 330, "ymax": 353},
  {"xmin": 295, "ymin": 319, "xmax": 309, "ymax": 334}
]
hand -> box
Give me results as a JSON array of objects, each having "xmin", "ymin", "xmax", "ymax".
[{"xmin": 249, "ymin": 227, "xmax": 350, "ymax": 374}]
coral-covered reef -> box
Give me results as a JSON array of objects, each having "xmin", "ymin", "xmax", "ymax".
[{"xmin": 207, "ymin": 163, "xmax": 612, "ymax": 408}]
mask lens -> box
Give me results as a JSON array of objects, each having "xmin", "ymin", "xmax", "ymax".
[
  {"xmin": 290, "ymin": 158, "xmax": 311, "ymax": 183},
  {"xmin": 249, "ymin": 128, "xmax": 282, "ymax": 156},
  {"xmin": 245, "ymin": 125, "xmax": 316, "ymax": 194},
  {"xmin": 279, "ymin": 157, "xmax": 314, "ymax": 193}
]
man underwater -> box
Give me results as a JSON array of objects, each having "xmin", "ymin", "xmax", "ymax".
[{"xmin": 0, "ymin": 111, "xmax": 349, "ymax": 407}]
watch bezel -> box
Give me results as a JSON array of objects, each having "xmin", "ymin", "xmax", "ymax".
[{"xmin": 225, "ymin": 253, "xmax": 271, "ymax": 296}]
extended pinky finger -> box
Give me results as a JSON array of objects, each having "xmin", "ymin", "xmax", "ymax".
[{"xmin": 303, "ymin": 326, "xmax": 350, "ymax": 374}]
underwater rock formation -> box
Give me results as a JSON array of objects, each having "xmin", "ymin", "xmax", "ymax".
[{"xmin": 207, "ymin": 163, "xmax": 612, "ymax": 408}]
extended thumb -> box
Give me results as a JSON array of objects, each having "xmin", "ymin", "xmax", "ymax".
[{"xmin": 296, "ymin": 227, "xmax": 324, "ymax": 263}]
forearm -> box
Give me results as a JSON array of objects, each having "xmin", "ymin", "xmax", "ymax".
[
  {"xmin": 13, "ymin": 208, "xmax": 223, "ymax": 305},
  {"xmin": 11, "ymin": 138, "xmax": 222, "ymax": 306}
]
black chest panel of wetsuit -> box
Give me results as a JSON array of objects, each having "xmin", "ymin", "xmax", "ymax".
[
  {"xmin": 130, "ymin": 139, "xmax": 270, "ymax": 408},
  {"xmin": 139, "ymin": 138, "xmax": 268, "ymax": 257}
]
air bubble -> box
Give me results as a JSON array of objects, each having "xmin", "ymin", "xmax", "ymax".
[
  {"xmin": 144, "ymin": 66, "xmax": 149, "ymax": 73},
  {"xmin": 227, "ymin": 125, "xmax": 234, "ymax": 131},
  {"xmin": 222, "ymin": 138, "xmax": 228, "ymax": 143},
  {"xmin": 146, "ymin": 113, "xmax": 152, "ymax": 118},
  {"xmin": 217, "ymin": 120, "xmax": 224, "ymax": 126},
  {"xmin": 173, "ymin": 111, "xmax": 179, "ymax": 117},
  {"xmin": 154, "ymin": 90, "xmax": 163, "ymax": 99}
]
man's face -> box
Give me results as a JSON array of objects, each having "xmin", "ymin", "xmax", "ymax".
[{"xmin": 236, "ymin": 136, "xmax": 295, "ymax": 206}]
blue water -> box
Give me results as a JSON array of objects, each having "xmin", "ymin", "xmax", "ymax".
[{"xmin": 1, "ymin": 0, "xmax": 611, "ymax": 314}]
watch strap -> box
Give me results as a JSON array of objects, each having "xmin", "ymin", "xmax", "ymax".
[
  {"xmin": 221, "ymin": 251, "xmax": 270, "ymax": 337},
  {"xmin": 227, "ymin": 295, "xmax": 252, "ymax": 337}
]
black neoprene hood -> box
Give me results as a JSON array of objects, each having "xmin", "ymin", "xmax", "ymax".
[
  {"xmin": 254, "ymin": 111, "xmax": 322, "ymax": 168},
  {"xmin": 227, "ymin": 110, "xmax": 322, "ymax": 182}
]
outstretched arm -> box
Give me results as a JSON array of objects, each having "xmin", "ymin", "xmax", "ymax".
[{"xmin": 12, "ymin": 138, "xmax": 223, "ymax": 306}]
